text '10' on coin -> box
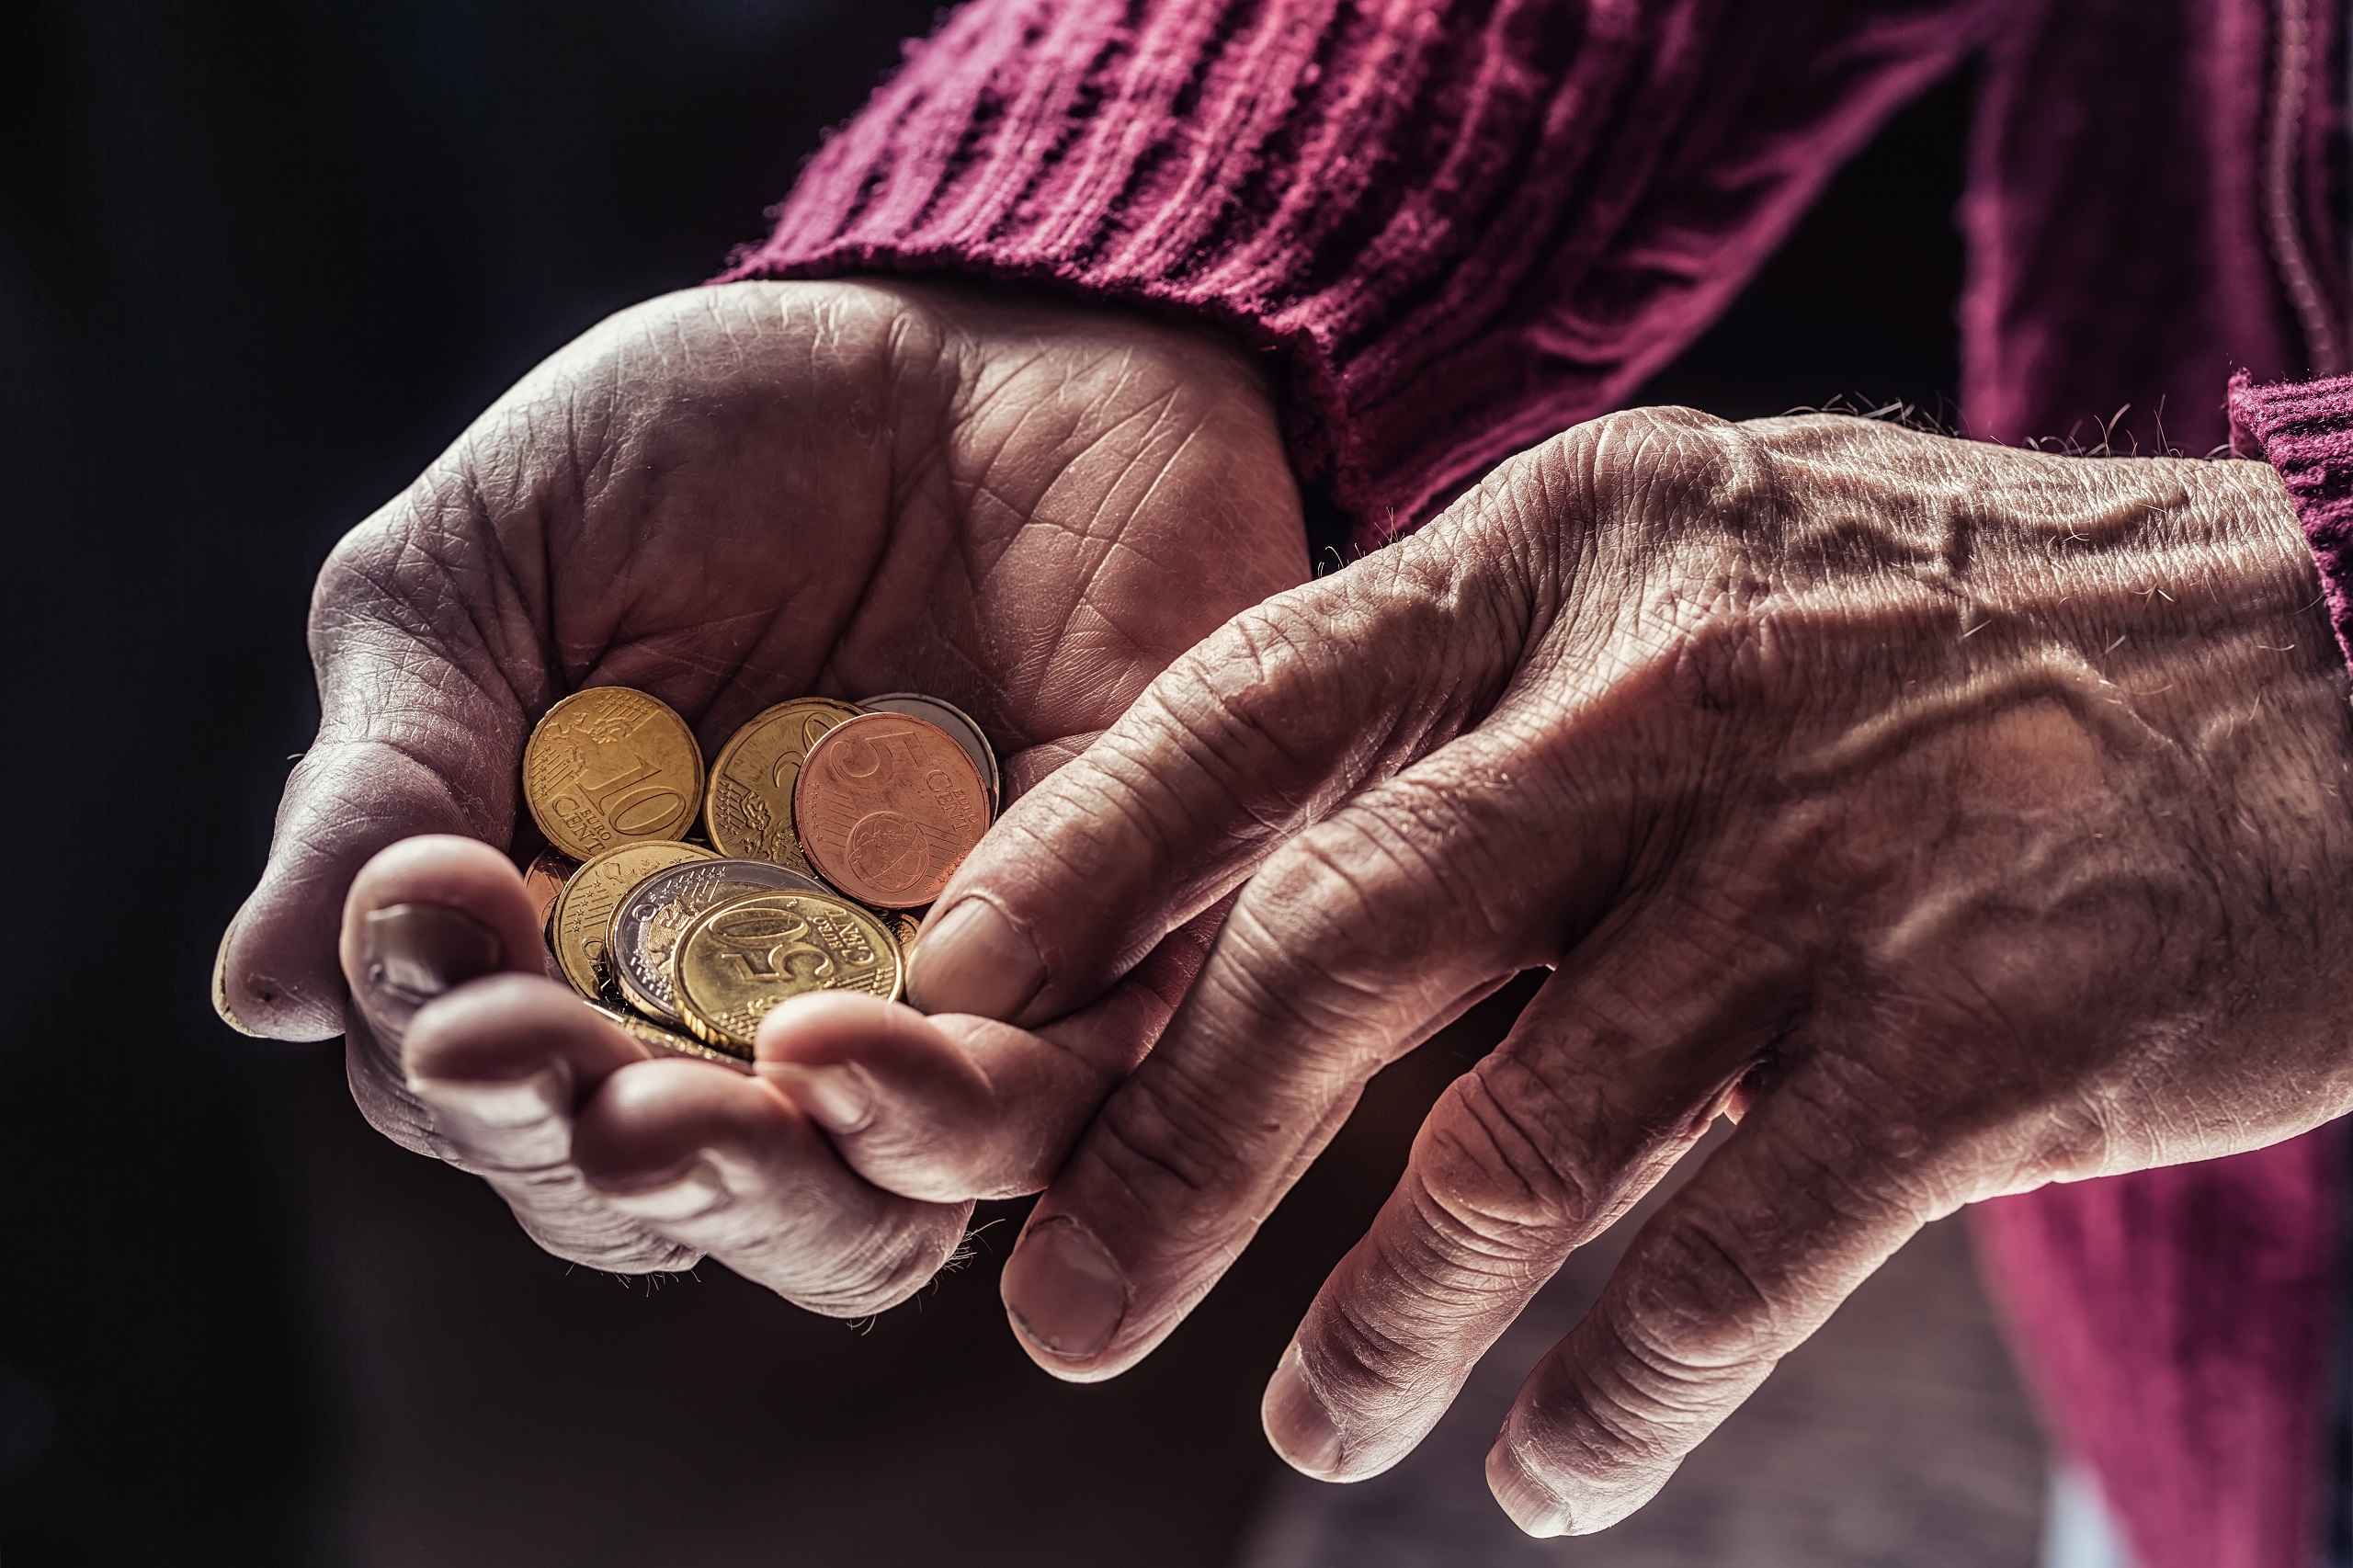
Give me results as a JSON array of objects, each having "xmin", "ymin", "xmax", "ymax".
[
  {"xmin": 857, "ymin": 693, "xmax": 1001, "ymax": 814},
  {"xmin": 550, "ymin": 840, "xmax": 716, "ymax": 1005},
  {"xmin": 792, "ymin": 713, "xmax": 991, "ymax": 909},
  {"xmin": 523, "ymin": 687, "xmax": 705, "ymax": 861},
  {"xmin": 674, "ymin": 891, "xmax": 903, "ymax": 1053},
  {"xmin": 608, "ymin": 858, "xmax": 831, "ymax": 1029},
  {"xmin": 703, "ymin": 698, "xmax": 865, "ymax": 876}
]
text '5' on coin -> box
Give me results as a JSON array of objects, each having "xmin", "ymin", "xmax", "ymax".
[
  {"xmin": 792, "ymin": 713, "xmax": 990, "ymax": 910},
  {"xmin": 523, "ymin": 687, "xmax": 705, "ymax": 861},
  {"xmin": 856, "ymin": 693, "xmax": 1002, "ymax": 814}
]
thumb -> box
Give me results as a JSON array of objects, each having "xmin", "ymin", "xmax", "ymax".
[
  {"xmin": 904, "ymin": 504, "xmax": 1537, "ymax": 1027},
  {"xmin": 217, "ymin": 517, "xmax": 528, "ymax": 1040}
]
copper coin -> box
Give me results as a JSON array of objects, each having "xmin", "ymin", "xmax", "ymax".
[
  {"xmin": 856, "ymin": 693, "xmax": 1001, "ymax": 813},
  {"xmin": 791, "ymin": 713, "xmax": 990, "ymax": 909},
  {"xmin": 522, "ymin": 847, "xmax": 576, "ymax": 936}
]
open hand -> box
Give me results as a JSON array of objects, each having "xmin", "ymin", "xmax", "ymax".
[
  {"xmin": 858, "ymin": 408, "xmax": 2353, "ymax": 1528},
  {"xmin": 214, "ymin": 278, "xmax": 1306, "ymax": 1312}
]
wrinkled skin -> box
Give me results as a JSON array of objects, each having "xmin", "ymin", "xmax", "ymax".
[
  {"xmin": 816, "ymin": 409, "xmax": 2353, "ymax": 1531},
  {"xmin": 215, "ymin": 278, "xmax": 1308, "ymax": 1314}
]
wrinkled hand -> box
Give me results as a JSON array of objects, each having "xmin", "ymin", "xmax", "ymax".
[
  {"xmin": 855, "ymin": 409, "xmax": 2353, "ymax": 1529},
  {"xmin": 214, "ymin": 279, "xmax": 1306, "ymax": 1313}
]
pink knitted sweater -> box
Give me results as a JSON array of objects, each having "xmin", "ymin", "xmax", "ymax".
[{"xmin": 730, "ymin": 3, "xmax": 2353, "ymax": 1562}]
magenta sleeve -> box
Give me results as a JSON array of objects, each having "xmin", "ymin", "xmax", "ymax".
[
  {"xmin": 2230, "ymin": 371, "xmax": 2353, "ymax": 675},
  {"xmin": 723, "ymin": 0, "xmax": 1995, "ymax": 549}
]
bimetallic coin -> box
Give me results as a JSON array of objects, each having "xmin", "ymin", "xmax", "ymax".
[
  {"xmin": 549, "ymin": 840, "xmax": 716, "ymax": 1003},
  {"xmin": 522, "ymin": 847, "xmax": 576, "ymax": 936},
  {"xmin": 589, "ymin": 1002, "xmax": 754, "ymax": 1072},
  {"xmin": 704, "ymin": 698, "xmax": 864, "ymax": 873},
  {"xmin": 674, "ymin": 891, "xmax": 903, "ymax": 1052},
  {"xmin": 608, "ymin": 857, "xmax": 830, "ymax": 1027},
  {"xmin": 857, "ymin": 693, "xmax": 1001, "ymax": 814},
  {"xmin": 523, "ymin": 687, "xmax": 706, "ymax": 860},
  {"xmin": 793, "ymin": 713, "xmax": 990, "ymax": 909}
]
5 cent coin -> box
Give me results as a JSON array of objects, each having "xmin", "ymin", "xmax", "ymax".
[
  {"xmin": 792, "ymin": 713, "xmax": 990, "ymax": 909},
  {"xmin": 857, "ymin": 692, "xmax": 1001, "ymax": 813}
]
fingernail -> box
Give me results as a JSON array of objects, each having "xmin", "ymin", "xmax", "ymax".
[
  {"xmin": 211, "ymin": 916, "xmax": 264, "ymax": 1038},
  {"xmin": 1002, "ymin": 1215, "xmax": 1126, "ymax": 1359},
  {"xmin": 1485, "ymin": 1440, "xmax": 1570, "ymax": 1539},
  {"xmin": 597, "ymin": 1155, "xmax": 732, "ymax": 1223},
  {"xmin": 907, "ymin": 899, "xmax": 1044, "ymax": 1020},
  {"xmin": 367, "ymin": 903, "xmax": 503, "ymax": 1003},
  {"xmin": 758, "ymin": 1062, "xmax": 876, "ymax": 1134},
  {"xmin": 1263, "ymin": 1346, "xmax": 1346, "ymax": 1478}
]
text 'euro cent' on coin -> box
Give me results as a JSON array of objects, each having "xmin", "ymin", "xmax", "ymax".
[{"xmin": 523, "ymin": 687, "xmax": 705, "ymax": 859}]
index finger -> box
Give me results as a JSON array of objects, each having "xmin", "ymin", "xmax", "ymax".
[{"xmin": 905, "ymin": 506, "xmax": 1532, "ymax": 1027}]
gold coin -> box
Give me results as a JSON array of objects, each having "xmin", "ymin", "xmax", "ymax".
[
  {"xmin": 703, "ymin": 698, "xmax": 863, "ymax": 873},
  {"xmin": 549, "ymin": 840, "xmax": 716, "ymax": 1003},
  {"xmin": 673, "ymin": 890, "xmax": 903, "ymax": 1052},
  {"xmin": 587, "ymin": 1002, "xmax": 754, "ymax": 1072},
  {"xmin": 523, "ymin": 687, "xmax": 706, "ymax": 860},
  {"xmin": 607, "ymin": 858, "xmax": 830, "ymax": 1027},
  {"xmin": 886, "ymin": 910, "xmax": 923, "ymax": 950}
]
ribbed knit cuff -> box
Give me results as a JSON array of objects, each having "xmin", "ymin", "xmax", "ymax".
[
  {"xmin": 723, "ymin": 0, "xmax": 1987, "ymax": 551},
  {"xmin": 2228, "ymin": 369, "xmax": 2353, "ymax": 673}
]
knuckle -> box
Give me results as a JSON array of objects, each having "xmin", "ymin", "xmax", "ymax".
[
  {"xmin": 759, "ymin": 1208, "xmax": 967, "ymax": 1319},
  {"xmin": 1410, "ymin": 1070, "xmax": 1586, "ymax": 1255},
  {"xmin": 1085, "ymin": 1066, "xmax": 1249, "ymax": 1221}
]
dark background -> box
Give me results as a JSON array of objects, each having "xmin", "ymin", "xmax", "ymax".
[{"xmin": 0, "ymin": 4, "xmax": 1973, "ymax": 1563}]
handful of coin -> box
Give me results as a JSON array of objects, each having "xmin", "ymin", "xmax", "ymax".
[{"xmin": 517, "ymin": 687, "xmax": 1001, "ymax": 1066}]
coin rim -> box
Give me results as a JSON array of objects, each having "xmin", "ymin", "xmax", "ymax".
[
  {"xmin": 549, "ymin": 839, "xmax": 717, "ymax": 1001},
  {"xmin": 701, "ymin": 697, "xmax": 866, "ymax": 863},
  {"xmin": 672, "ymin": 889, "xmax": 904, "ymax": 1051},
  {"xmin": 588, "ymin": 1002, "xmax": 754, "ymax": 1070},
  {"xmin": 523, "ymin": 686, "xmax": 708, "ymax": 860},
  {"xmin": 790, "ymin": 711, "xmax": 992, "ymax": 910}
]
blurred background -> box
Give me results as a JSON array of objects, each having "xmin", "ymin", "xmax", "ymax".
[{"xmin": 0, "ymin": 5, "xmax": 2030, "ymax": 1564}]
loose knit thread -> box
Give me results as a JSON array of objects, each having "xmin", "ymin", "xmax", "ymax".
[{"xmin": 2230, "ymin": 369, "xmax": 2353, "ymax": 671}]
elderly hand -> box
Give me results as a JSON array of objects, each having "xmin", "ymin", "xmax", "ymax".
[
  {"xmin": 862, "ymin": 408, "xmax": 2353, "ymax": 1530},
  {"xmin": 213, "ymin": 278, "xmax": 1306, "ymax": 1314}
]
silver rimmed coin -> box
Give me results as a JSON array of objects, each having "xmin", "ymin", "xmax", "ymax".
[
  {"xmin": 608, "ymin": 857, "xmax": 830, "ymax": 1027},
  {"xmin": 857, "ymin": 692, "xmax": 1001, "ymax": 815}
]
